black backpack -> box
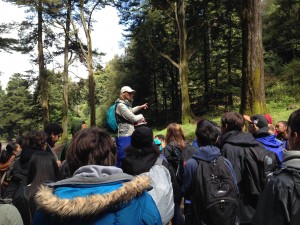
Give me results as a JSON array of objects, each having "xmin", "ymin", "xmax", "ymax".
[
  {"xmin": 193, "ymin": 156, "xmax": 239, "ymax": 225},
  {"xmin": 176, "ymin": 143, "xmax": 197, "ymax": 185},
  {"xmin": 242, "ymin": 146, "xmax": 281, "ymax": 202}
]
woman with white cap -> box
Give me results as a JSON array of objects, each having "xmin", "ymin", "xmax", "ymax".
[{"xmin": 115, "ymin": 86, "xmax": 148, "ymax": 167}]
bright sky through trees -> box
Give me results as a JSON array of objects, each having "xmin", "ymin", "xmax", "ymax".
[{"xmin": 0, "ymin": 1, "xmax": 125, "ymax": 88}]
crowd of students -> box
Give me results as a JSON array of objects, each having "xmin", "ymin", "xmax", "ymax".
[{"xmin": 0, "ymin": 109, "xmax": 297, "ymax": 225}]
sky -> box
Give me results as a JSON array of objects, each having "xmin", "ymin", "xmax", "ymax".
[{"xmin": 0, "ymin": 1, "xmax": 125, "ymax": 88}]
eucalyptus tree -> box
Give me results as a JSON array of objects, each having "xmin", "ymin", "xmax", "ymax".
[{"xmin": 240, "ymin": 0, "xmax": 267, "ymax": 114}]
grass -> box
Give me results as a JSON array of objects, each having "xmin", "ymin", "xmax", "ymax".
[{"xmin": 153, "ymin": 102, "xmax": 299, "ymax": 141}]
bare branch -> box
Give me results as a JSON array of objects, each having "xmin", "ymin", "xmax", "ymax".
[{"xmin": 147, "ymin": 35, "xmax": 179, "ymax": 69}]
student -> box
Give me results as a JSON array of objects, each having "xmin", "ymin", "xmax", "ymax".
[
  {"xmin": 121, "ymin": 126, "xmax": 177, "ymax": 224},
  {"xmin": 245, "ymin": 114, "xmax": 284, "ymax": 162},
  {"xmin": 12, "ymin": 151, "xmax": 60, "ymax": 225},
  {"xmin": 114, "ymin": 86, "xmax": 148, "ymax": 167},
  {"xmin": 275, "ymin": 120, "xmax": 289, "ymax": 150},
  {"xmin": 252, "ymin": 109, "xmax": 300, "ymax": 225},
  {"xmin": 219, "ymin": 112, "xmax": 279, "ymax": 224},
  {"xmin": 163, "ymin": 123, "xmax": 195, "ymax": 225},
  {"xmin": 181, "ymin": 119, "xmax": 238, "ymax": 225},
  {"xmin": 32, "ymin": 127, "xmax": 162, "ymax": 225},
  {"xmin": 4, "ymin": 131, "xmax": 48, "ymax": 198},
  {"xmin": 154, "ymin": 134, "xmax": 166, "ymax": 150}
]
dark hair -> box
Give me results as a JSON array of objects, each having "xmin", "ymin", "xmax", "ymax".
[
  {"xmin": 221, "ymin": 112, "xmax": 244, "ymax": 132},
  {"xmin": 278, "ymin": 121, "xmax": 288, "ymax": 127},
  {"xmin": 22, "ymin": 131, "xmax": 47, "ymax": 151},
  {"xmin": 288, "ymin": 109, "xmax": 300, "ymax": 137},
  {"xmin": 66, "ymin": 127, "xmax": 117, "ymax": 175},
  {"xmin": 44, "ymin": 123, "xmax": 63, "ymax": 136},
  {"xmin": 27, "ymin": 151, "xmax": 60, "ymax": 216},
  {"xmin": 0, "ymin": 142, "xmax": 17, "ymax": 163},
  {"xmin": 70, "ymin": 121, "xmax": 82, "ymax": 137},
  {"xmin": 155, "ymin": 134, "xmax": 165, "ymax": 141},
  {"xmin": 166, "ymin": 123, "xmax": 186, "ymax": 149},
  {"xmin": 195, "ymin": 119, "xmax": 221, "ymax": 146}
]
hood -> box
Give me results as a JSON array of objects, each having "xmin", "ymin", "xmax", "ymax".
[
  {"xmin": 115, "ymin": 98, "xmax": 132, "ymax": 107},
  {"xmin": 192, "ymin": 145, "xmax": 221, "ymax": 161},
  {"xmin": 219, "ymin": 130, "xmax": 259, "ymax": 147},
  {"xmin": 35, "ymin": 175, "xmax": 151, "ymax": 218},
  {"xmin": 122, "ymin": 151, "xmax": 158, "ymax": 175},
  {"xmin": 282, "ymin": 151, "xmax": 300, "ymax": 170},
  {"xmin": 256, "ymin": 135, "xmax": 282, "ymax": 148}
]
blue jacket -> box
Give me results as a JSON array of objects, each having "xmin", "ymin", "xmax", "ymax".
[
  {"xmin": 181, "ymin": 145, "xmax": 237, "ymax": 198},
  {"xmin": 32, "ymin": 165, "xmax": 162, "ymax": 225},
  {"xmin": 256, "ymin": 134, "xmax": 284, "ymax": 162}
]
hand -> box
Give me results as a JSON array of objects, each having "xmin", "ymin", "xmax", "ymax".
[{"xmin": 140, "ymin": 103, "xmax": 148, "ymax": 110}]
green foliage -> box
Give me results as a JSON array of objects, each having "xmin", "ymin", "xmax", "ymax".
[{"xmin": 0, "ymin": 74, "xmax": 35, "ymax": 140}]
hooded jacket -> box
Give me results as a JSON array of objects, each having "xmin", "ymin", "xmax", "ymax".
[
  {"xmin": 219, "ymin": 130, "xmax": 264, "ymax": 224},
  {"xmin": 32, "ymin": 165, "xmax": 162, "ymax": 225},
  {"xmin": 115, "ymin": 99, "xmax": 144, "ymax": 137},
  {"xmin": 181, "ymin": 145, "xmax": 237, "ymax": 225},
  {"xmin": 181, "ymin": 145, "xmax": 236, "ymax": 199},
  {"xmin": 253, "ymin": 151, "xmax": 300, "ymax": 225},
  {"xmin": 254, "ymin": 131, "xmax": 284, "ymax": 162}
]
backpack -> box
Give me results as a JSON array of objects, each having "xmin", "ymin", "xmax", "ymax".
[
  {"xmin": 177, "ymin": 143, "xmax": 196, "ymax": 185},
  {"xmin": 193, "ymin": 156, "xmax": 239, "ymax": 225},
  {"xmin": 106, "ymin": 103, "xmax": 120, "ymax": 133},
  {"xmin": 142, "ymin": 158, "xmax": 174, "ymax": 225},
  {"xmin": 242, "ymin": 146, "xmax": 281, "ymax": 199}
]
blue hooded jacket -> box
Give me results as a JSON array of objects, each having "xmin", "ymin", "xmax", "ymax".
[{"xmin": 256, "ymin": 134, "xmax": 283, "ymax": 162}]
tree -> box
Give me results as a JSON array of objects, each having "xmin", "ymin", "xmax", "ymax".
[
  {"xmin": 0, "ymin": 74, "xmax": 34, "ymax": 139},
  {"xmin": 240, "ymin": 0, "xmax": 267, "ymax": 115},
  {"xmin": 69, "ymin": 0, "xmax": 105, "ymax": 126}
]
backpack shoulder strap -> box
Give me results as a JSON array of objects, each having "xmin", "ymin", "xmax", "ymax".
[{"xmin": 155, "ymin": 157, "xmax": 163, "ymax": 166}]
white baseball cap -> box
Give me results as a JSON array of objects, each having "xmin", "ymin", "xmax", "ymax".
[{"xmin": 120, "ymin": 86, "xmax": 136, "ymax": 94}]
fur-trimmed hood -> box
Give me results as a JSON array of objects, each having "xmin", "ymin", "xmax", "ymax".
[{"xmin": 35, "ymin": 167, "xmax": 151, "ymax": 218}]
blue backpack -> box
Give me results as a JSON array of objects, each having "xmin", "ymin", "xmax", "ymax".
[{"xmin": 106, "ymin": 103, "xmax": 120, "ymax": 133}]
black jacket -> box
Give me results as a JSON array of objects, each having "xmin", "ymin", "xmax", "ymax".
[
  {"xmin": 12, "ymin": 185, "xmax": 32, "ymax": 225},
  {"xmin": 252, "ymin": 151, "xmax": 300, "ymax": 225},
  {"xmin": 219, "ymin": 130, "xmax": 264, "ymax": 224}
]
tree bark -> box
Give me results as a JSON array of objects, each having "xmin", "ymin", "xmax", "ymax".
[
  {"xmin": 61, "ymin": 0, "xmax": 71, "ymax": 141},
  {"xmin": 240, "ymin": 0, "xmax": 267, "ymax": 115},
  {"xmin": 38, "ymin": 0, "xmax": 50, "ymax": 127},
  {"xmin": 79, "ymin": 0, "xmax": 96, "ymax": 126},
  {"xmin": 176, "ymin": 0, "xmax": 193, "ymax": 124}
]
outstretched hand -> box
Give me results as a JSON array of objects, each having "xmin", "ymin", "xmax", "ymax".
[{"xmin": 140, "ymin": 103, "xmax": 149, "ymax": 110}]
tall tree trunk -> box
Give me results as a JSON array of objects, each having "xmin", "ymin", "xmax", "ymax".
[
  {"xmin": 38, "ymin": 0, "xmax": 49, "ymax": 127},
  {"xmin": 80, "ymin": 0, "xmax": 95, "ymax": 126},
  {"xmin": 176, "ymin": 0, "xmax": 193, "ymax": 124},
  {"xmin": 240, "ymin": 0, "xmax": 267, "ymax": 115},
  {"xmin": 61, "ymin": 0, "xmax": 71, "ymax": 141},
  {"xmin": 203, "ymin": 6, "xmax": 210, "ymax": 110},
  {"xmin": 227, "ymin": 10, "xmax": 233, "ymax": 106}
]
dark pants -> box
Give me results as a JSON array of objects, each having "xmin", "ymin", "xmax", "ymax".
[{"xmin": 172, "ymin": 202, "xmax": 185, "ymax": 225}]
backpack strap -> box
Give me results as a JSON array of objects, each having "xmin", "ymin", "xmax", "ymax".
[{"xmin": 154, "ymin": 157, "xmax": 163, "ymax": 166}]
